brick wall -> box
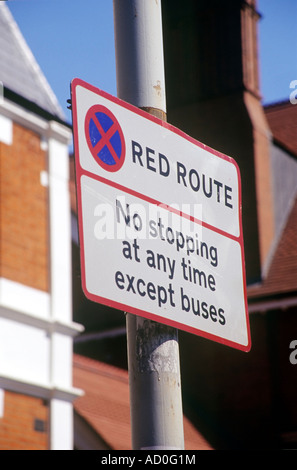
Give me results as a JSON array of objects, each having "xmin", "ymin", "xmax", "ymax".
[
  {"xmin": 0, "ymin": 121, "xmax": 49, "ymax": 291},
  {"xmin": 0, "ymin": 390, "xmax": 49, "ymax": 450}
]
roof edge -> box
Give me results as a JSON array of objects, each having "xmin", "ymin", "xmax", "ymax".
[
  {"xmin": 4, "ymin": 86, "xmax": 72, "ymax": 129},
  {"xmin": 263, "ymin": 99, "xmax": 292, "ymax": 112}
]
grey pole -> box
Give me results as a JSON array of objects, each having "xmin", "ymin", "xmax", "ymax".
[{"xmin": 113, "ymin": 0, "xmax": 184, "ymax": 450}]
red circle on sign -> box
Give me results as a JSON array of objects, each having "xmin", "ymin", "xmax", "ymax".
[{"xmin": 84, "ymin": 105, "xmax": 126, "ymax": 172}]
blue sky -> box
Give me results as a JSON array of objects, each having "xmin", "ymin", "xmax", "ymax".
[{"xmin": 7, "ymin": 0, "xmax": 297, "ymax": 125}]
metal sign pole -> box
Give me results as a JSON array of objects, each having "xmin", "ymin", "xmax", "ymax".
[{"xmin": 113, "ymin": 0, "xmax": 184, "ymax": 450}]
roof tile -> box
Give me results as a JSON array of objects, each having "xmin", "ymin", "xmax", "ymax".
[
  {"xmin": 248, "ymin": 196, "xmax": 297, "ymax": 299},
  {"xmin": 265, "ymin": 101, "xmax": 297, "ymax": 156}
]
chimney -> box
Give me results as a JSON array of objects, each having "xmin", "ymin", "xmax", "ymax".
[{"xmin": 241, "ymin": 0, "xmax": 275, "ymax": 276}]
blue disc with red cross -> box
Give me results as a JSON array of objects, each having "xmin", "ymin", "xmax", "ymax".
[{"xmin": 84, "ymin": 104, "xmax": 126, "ymax": 172}]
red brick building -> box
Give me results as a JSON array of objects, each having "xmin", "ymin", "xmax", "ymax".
[{"xmin": 0, "ymin": 3, "xmax": 83, "ymax": 450}]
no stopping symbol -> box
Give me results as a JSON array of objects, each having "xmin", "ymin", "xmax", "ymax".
[{"xmin": 85, "ymin": 104, "xmax": 126, "ymax": 172}]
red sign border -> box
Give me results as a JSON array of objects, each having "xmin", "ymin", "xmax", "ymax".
[{"xmin": 71, "ymin": 78, "xmax": 251, "ymax": 353}]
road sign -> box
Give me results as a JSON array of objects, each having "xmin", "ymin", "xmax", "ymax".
[{"xmin": 71, "ymin": 78, "xmax": 251, "ymax": 352}]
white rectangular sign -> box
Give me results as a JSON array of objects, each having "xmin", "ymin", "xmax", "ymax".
[{"xmin": 71, "ymin": 78, "xmax": 251, "ymax": 352}]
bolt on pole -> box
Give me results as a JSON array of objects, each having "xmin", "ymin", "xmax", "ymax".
[{"xmin": 113, "ymin": 0, "xmax": 184, "ymax": 451}]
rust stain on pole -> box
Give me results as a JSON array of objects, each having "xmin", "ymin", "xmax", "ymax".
[{"xmin": 140, "ymin": 106, "xmax": 167, "ymax": 121}]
